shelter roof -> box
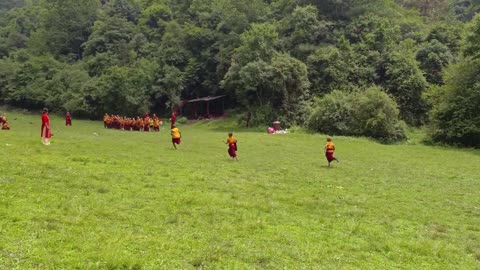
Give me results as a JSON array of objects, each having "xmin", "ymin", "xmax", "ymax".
[{"xmin": 183, "ymin": 95, "xmax": 226, "ymax": 103}]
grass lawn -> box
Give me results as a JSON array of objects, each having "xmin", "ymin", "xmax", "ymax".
[{"xmin": 1, "ymin": 112, "xmax": 480, "ymax": 269}]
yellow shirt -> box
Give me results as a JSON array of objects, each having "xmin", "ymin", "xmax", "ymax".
[
  {"xmin": 325, "ymin": 142, "xmax": 335, "ymax": 153},
  {"xmin": 171, "ymin": 127, "xmax": 180, "ymax": 138},
  {"xmin": 227, "ymin": 136, "xmax": 236, "ymax": 144}
]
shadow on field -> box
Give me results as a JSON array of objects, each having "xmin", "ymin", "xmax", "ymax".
[{"xmin": 319, "ymin": 165, "xmax": 337, "ymax": 169}]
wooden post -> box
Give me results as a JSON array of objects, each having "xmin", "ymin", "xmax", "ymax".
[
  {"xmin": 206, "ymin": 101, "xmax": 210, "ymax": 118},
  {"xmin": 194, "ymin": 102, "xmax": 198, "ymax": 119},
  {"xmin": 222, "ymin": 98, "xmax": 225, "ymax": 116}
]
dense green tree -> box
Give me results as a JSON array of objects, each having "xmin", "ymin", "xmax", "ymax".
[
  {"xmin": 138, "ymin": 3, "xmax": 172, "ymax": 40},
  {"xmin": 464, "ymin": 13, "xmax": 480, "ymax": 59},
  {"xmin": 34, "ymin": 0, "xmax": 98, "ymax": 59},
  {"xmin": 0, "ymin": 0, "xmax": 24, "ymax": 10},
  {"xmin": 82, "ymin": 14, "xmax": 137, "ymax": 59},
  {"xmin": 344, "ymin": 14, "xmax": 400, "ymax": 53},
  {"xmin": 234, "ymin": 23, "xmax": 279, "ymax": 65},
  {"xmin": 43, "ymin": 65, "xmax": 91, "ymax": 114},
  {"xmin": 108, "ymin": 0, "xmax": 140, "ymax": 22},
  {"xmin": 0, "ymin": 59, "xmax": 18, "ymax": 103},
  {"xmin": 307, "ymin": 45, "xmax": 357, "ymax": 95},
  {"xmin": 429, "ymin": 13, "xmax": 480, "ymax": 147},
  {"xmin": 416, "ymin": 39, "xmax": 452, "ymax": 84},
  {"xmin": 382, "ymin": 51, "xmax": 429, "ymax": 125},
  {"xmin": 279, "ymin": 5, "xmax": 328, "ymax": 60},
  {"xmin": 95, "ymin": 65, "xmax": 152, "ymax": 116},
  {"xmin": 426, "ymin": 23, "xmax": 463, "ymax": 55},
  {"xmin": 429, "ymin": 59, "xmax": 480, "ymax": 147},
  {"xmin": 307, "ymin": 36, "xmax": 379, "ymax": 95},
  {"xmin": 153, "ymin": 65, "xmax": 185, "ymax": 110},
  {"xmin": 223, "ymin": 53, "xmax": 310, "ymax": 126},
  {"xmin": 3, "ymin": 52, "xmax": 62, "ymax": 109}
]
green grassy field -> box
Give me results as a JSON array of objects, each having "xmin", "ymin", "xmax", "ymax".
[{"xmin": 1, "ymin": 112, "xmax": 480, "ymax": 269}]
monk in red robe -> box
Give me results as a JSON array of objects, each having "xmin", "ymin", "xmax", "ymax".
[
  {"xmin": 41, "ymin": 108, "xmax": 51, "ymax": 145},
  {"xmin": 325, "ymin": 137, "xmax": 340, "ymax": 167},
  {"xmin": 170, "ymin": 111, "xmax": 177, "ymax": 129},
  {"xmin": 225, "ymin": 132, "xmax": 238, "ymax": 161},
  {"xmin": 1, "ymin": 114, "xmax": 10, "ymax": 130},
  {"xmin": 65, "ymin": 112, "xmax": 72, "ymax": 126},
  {"xmin": 143, "ymin": 116, "xmax": 150, "ymax": 132}
]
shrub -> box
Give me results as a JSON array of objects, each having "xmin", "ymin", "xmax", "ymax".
[
  {"xmin": 308, "ymin": 90, "xmax": 354, "ymax": 135},
  {"xmin": 176, "ymin": 116, "xmax": 188, "ymax": 125},
  {"xmin": 308, "ymin": 87, "xmax": 406, "ymax": 142},
  {"xmin": 351, "ymin": 87, "xmax": 407, "ymax": 142}
]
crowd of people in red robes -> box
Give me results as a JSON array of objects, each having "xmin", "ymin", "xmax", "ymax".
[{"xmin": 103, "ymin": 113, "xmax": 163, "ymax": 132}]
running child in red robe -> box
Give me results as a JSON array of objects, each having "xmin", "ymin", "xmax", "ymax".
[
  {"xmin": 41, "ymin": 108, "xmax": 51, "ymax": 145},
  {"xmin": 65, "ymin": 112, "xmax": 72, "ymax": 126},
  {"xmin": 171, "ymin": 124, "xmax": 181, "ymax": 149},
  {"xmin": 325, "ymin": 137, "xmax": 339, "ymax": 167},
  {"xmin": 225, "ymin": 132, "xmax": 238, "ymax": 161}
]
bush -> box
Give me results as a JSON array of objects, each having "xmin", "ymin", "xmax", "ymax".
[
  {"xmin": 351, "ymin": 87, "xmax": 407, "ymax": 142},
  {"xmin": 308, "ymin": 87, "xmax": 406, "ymax": 142},
  {"xmin": 308, "ymin": 90, "xmax": 354, "ymax": 135},
  {"xmin": 176, "ymin": 116, "xmax": 188, "ymax": 125}
]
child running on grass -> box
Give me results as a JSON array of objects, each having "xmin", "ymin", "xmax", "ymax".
[
  {"xmin": 171, "ymin": 124, "xmax": 181, "ymax": 149},
  {"xmin": 325, "ymin": 137, "xmax": 339, "ymax": 167},
  {"xmin": 226, "ymin": 132, "xmax": 238, "ymax": 161}
]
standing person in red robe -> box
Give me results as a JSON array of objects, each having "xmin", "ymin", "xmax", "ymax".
[
  {"xmin": 170, "ymin": 111, "xmax": 177, "ymax": 129},
  {"xmin": 65, "ymin": 112, "xmax": 72, "ymax": 126},
  {"xmin": 41, "ymin": 108, "xmax": 51, "ymax": 145},
  {"xmin": 143, "ymin": 115, "xmax": 150, "ymax": 132}
]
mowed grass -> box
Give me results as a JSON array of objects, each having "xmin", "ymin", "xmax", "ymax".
[{"xmin": 1, "ymin": 112, "xmax": 480, "ymax": 270}]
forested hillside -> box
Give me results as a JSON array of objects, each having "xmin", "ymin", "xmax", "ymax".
[{"xmin": 0, "ymin": 0, "xmax": 479, "ymax": 146}]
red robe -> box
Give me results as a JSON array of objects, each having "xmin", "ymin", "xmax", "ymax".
[
  {"xmin": 170, "ymin": 112, "xmax": 177, "ymax": 128},
  {"xmin": 228, "ymin": 143, "xmax": 237, "ymax": 158},
  {"xmin": 41, "ymin": 113, "xmax": 51, "ymax": 138},
  {"xmin": 65, "ymin": 113, "xmax": 72, "ymax": 126}
]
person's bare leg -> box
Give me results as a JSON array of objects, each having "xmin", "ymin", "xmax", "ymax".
[{"xmin": 172, "ymin": 142, "xmax": 177, "ymax": 149}]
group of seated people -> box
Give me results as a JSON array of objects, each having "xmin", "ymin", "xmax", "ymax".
[
  {"xmin": 0, "ymin": 113, "xmax": 10, "ymax": 130},
  {"xmin": 103, "ymin": 113, "xmax": 162, "ymax": 131}
]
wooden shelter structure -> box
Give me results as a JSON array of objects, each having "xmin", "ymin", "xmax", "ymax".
[{"xmin": 181, "ymin": 95, "xmax": 226, "ymax": 119}]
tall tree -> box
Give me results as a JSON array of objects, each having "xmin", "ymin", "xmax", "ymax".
[{"xmin": 34, "ymin": 0, "xmax": 99, "ymax": 59}]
